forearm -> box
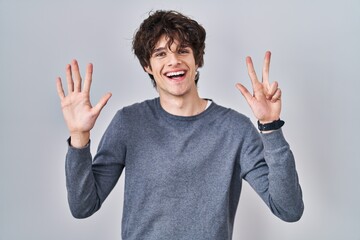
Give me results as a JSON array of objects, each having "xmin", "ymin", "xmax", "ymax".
[
  {"xmin": 261, "ymin": 130, "xmax": 304, "ymax": 222},
  {"xmin": 65, "ymin": 139, "xmax": 101, "ymax": 218}
]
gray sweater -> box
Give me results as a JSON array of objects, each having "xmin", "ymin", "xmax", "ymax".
[{"xmin": 65, "ymin": 98, "xmax": 304, "ymax": 240}]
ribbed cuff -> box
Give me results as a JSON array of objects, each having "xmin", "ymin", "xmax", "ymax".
[
  {"xmin": 67, "ymin": 137, "xmax": 91, "ymax": 150},
  {"xmin": 260, "ymin": 129, "xmax": 289, "ymax": 150}
]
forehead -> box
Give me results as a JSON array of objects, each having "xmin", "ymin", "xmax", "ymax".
[
  {"xmin": 155, "ymin": 35, "xmax": 178, "ymax": 48},
  {"xmin": 153, "ymin": 34, "xmax": 189, "ymax": 51}
]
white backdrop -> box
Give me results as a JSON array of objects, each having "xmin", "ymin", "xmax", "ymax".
[{"xmin": 1, "ymin": 0, "xmax": 359, "ymax": 239}]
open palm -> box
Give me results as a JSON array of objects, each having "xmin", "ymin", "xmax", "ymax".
[{"xmin": 56, "ymin": 60, "xmax": 111, "ymax": 147}]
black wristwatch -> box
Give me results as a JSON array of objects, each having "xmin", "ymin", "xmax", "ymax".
[{"xmin": 257, "ymin": 119, "xmax": 285, "ymax": 132}]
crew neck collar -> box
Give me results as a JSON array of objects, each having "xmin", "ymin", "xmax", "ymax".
[{"xmin": 155, "ymin": 97, "xmax": 215, "ymax": 121}]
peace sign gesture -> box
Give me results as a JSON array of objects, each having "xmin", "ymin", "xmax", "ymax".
[{"xmin": 236, "ymin": 51, "xmax": 282, "ymax": 124}]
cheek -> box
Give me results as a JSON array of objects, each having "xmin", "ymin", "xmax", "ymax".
[{"xmin": 150, "ymin": 62, "xmax": 164, "ymax": 74}]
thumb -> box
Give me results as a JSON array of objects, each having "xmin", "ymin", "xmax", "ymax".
[
  {"xmin": 93, "ymin": 92, "xmax": 112, "ymax": 114},
  {"xmin": 235, "ymin": 83, "xmax": 253, "ymax": 104}
]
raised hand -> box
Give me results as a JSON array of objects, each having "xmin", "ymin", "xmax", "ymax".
[
  {"xmin": 236, "ymin": 51, "xmax": 281, "ymax": 124},
  {"xmin": 56, "ymin": 60, "xmax": 112, "ymax": 148}
]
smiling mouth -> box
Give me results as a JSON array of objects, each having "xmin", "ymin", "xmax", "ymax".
[{"xmin": 165, "ymin": 70, "xmax": 186, "ymax": 79}]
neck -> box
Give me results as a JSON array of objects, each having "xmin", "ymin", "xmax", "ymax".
[{"xmin": 159, "ymin": 93, "xmax": 207, "ymax": 117}]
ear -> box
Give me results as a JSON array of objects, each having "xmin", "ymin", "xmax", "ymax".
[{"xmin": 144, "ymin": 65, "xmax": 153, "ymax": 74}]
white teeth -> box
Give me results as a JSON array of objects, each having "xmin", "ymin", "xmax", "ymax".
[{"xmin": 166, "ymin": 71, "xmax": 185, "ymax": 77}]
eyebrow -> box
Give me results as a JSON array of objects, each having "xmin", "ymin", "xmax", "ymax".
[
  {"xmin": 152, "ymin": 47, "xmax": 166, "ymax": 54},
  {"xmin": 153, "ymin": 45, "xmax": 190, "ymax": 53}
]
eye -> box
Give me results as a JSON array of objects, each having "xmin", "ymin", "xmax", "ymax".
[
  {"xmin": 178, "ymin": 48, "xmax": 190, "ymax": 54},
  {"xmin": 154, "ymin": 51, "xmax": 166, "ymax": 58}
]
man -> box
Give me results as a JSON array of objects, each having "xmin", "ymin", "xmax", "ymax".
[{"xmin": 56, "ymin": 10, "xmax": 303, "ymax": 240}]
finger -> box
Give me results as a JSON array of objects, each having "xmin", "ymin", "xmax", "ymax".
[
  {"xmin": 262, "ymin": 51, "xmax": 271, "ymax": 86},
  {"xmin": 56, "ymin": 77, "xmax": 65, "ymax": 100},
  {"xmin": 71, "ymin": 59, "xmax": 82, "ymax": 92},
  {"xmin": 246, "ymin": 56, "xmax": 260, "ymax": 91},
  {"xmin": 65, "ymin": 64, "xmax": 74, "ymax": 93},
  {"xmin": 235, "ymin": 83, "xmax": 253, "ymax": 105},
  {"xmin": 270, "ymin": 88, "xmax": 282, "ymax": 102},
  {"xmin": 83, "ymin": 63, "xmax": 93, "ymax": 93},
  {"xmin": 93, "ymin": 92, "xmax": 112, "ymax": 114},
  {"xmin": 266, "ymin": 81, "xmax": 278, "ymax": 99}
]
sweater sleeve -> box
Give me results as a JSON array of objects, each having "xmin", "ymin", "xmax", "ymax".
[
  {"xmin": 65, "ymin": 111, "xmax": 126, "ymax": 218},
  {"xmin": 240, "ymin": 126, "xmax": 304, "ymax": 222}
]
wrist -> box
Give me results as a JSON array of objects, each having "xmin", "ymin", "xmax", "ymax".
[
  {"xmin": 258, "ymin": 117, "xmax": 280, "ymax": 124},
  {"xmin": 70, "ymin": 131, "xmax": 90, "ymax": 148},
  {"xmin": 257, "ymin": 119, "xmax": 285, "ymax": 133}
]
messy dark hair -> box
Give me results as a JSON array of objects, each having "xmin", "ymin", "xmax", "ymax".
[{"xmin": 132, "ymin": 10, "xmax": 206, "ymax": 87}]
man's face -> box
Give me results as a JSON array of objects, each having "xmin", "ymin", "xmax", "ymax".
[{"xmin": 144, "ymin": 35, "xmax": 198, "ymax": 98}]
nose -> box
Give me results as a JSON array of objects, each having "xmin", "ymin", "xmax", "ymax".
[{"xmin": 167, "ymin": 52, "xmax": 181, "ymax": 66}]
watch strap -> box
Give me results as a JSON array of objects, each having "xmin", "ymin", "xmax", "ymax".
[{"xmin": 257, "ymin": 119, "xmax": 285, "ymax": 132}]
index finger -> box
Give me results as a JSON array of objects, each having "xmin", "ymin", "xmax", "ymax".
[{"xmin": 246, "ymin": 56, "xmax": 260, "ymax": 90}]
